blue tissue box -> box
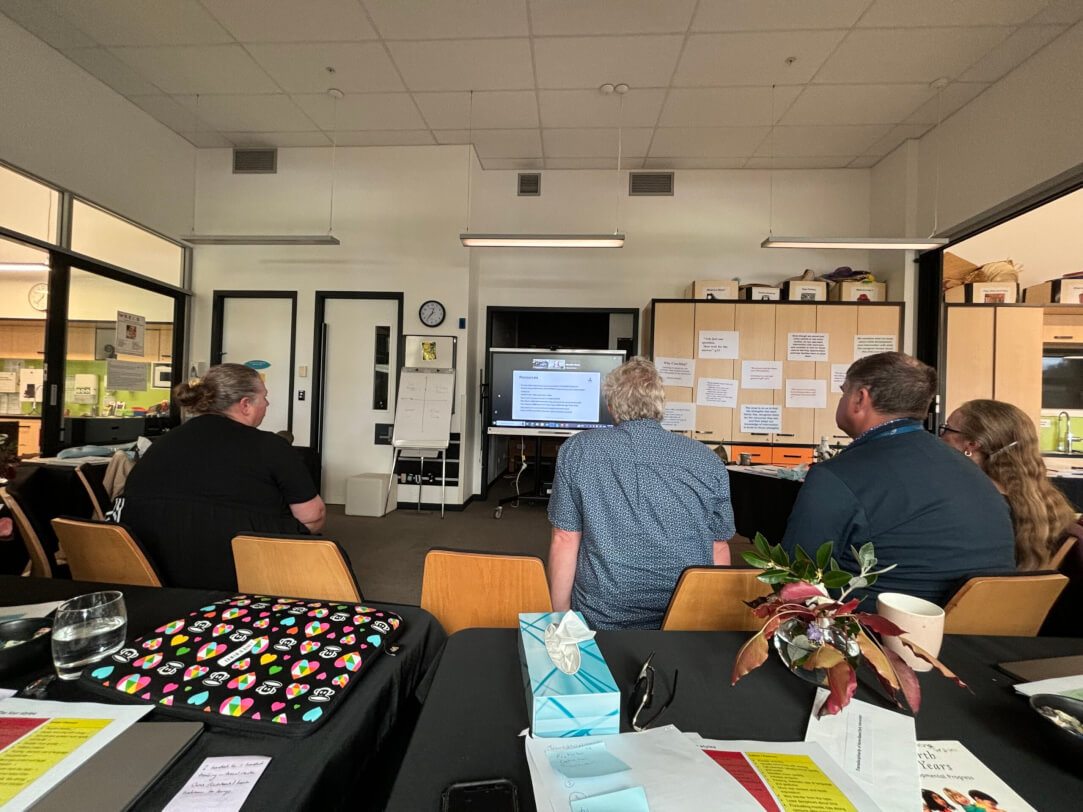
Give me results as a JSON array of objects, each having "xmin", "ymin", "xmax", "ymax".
[{"xmin": 518, "ymin": 612, "xmax": 621, "ymax": 738}]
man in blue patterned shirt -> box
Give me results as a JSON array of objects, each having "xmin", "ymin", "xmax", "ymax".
[{"xmin": 548, "ymin": 357, "xmax": 736, "ymax": 629}]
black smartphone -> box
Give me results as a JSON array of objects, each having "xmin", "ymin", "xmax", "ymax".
[{"xmin": 441, "ymin": 778, "xmax": 519, "ymax": 812}]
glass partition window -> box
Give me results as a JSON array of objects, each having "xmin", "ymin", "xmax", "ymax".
[
  {"xmin": 0, "ymin": 236, "xmax": 48, "ymax": 455},
  {"xmin": 71, "ymin": 200, "xmax": 183, "ymax": 287},
  {"xmin": 0, "ymin": 163, "xmax": 59, "ymax": 244}
]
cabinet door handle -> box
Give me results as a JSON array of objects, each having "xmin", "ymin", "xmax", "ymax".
[
  {"xmin": 776, "ymin": 432, "xmax": 795, "ymax": 437},
  {"xmin": 1054, "ymin": 335, "xmax": 1074, "ymax": 340}
]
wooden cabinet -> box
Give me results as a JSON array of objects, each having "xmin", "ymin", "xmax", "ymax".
[
  {"xmin": 731, "ymin": 302, "xmax": 777, "ymax": 443},
  {"xmin": 18, "ymin": 419, "xmax": 40, "ymax": 457},
  {"xmin": 1043, "ymin": 317, "xmax": 1083, "ymax": 344},
  {"xmin": 774, "ymin": 305, "xmax": 816, "ymax": 445},
  {"xmin": 653, "ymin": 302, "xmax": 695, "ymax": 418},
  {"xmin": 0, "ymin": 320, "xmax": 46, "ymax": 359},
  {"xmin": 692, "ymin": 302, "xmax": 735, "ymax": 443},
  {"xmin": 814, "ymin": 305, "xmax": 857, "ymax": 446},
  {"xmin": 772, "ymin": 446, "xmax": 814, "ymax": 466},
  {"xmin": 730, "ymin": 445, "xmax": 772, "ymax": 464},
  {"xmin": 66, "ymin": 325, "xmax": 96, "ymax": 360}
]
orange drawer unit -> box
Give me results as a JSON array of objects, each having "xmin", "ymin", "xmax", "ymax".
[
  {"xmin": 730, "ymin": 445, "xmax": 772, "ymax": 465},
  {"xmin": 772, "ymin": 446, "xmax": 814, "ymax": 466}
]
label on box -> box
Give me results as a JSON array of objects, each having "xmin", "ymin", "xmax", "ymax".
[
  {"xmin": 1058, "ymin": 280, "xmax": 1083, "ymax": 304},
  {"xmin": 702, "ymin": 285, "xmax": 736, "ymax": 300},
  {"xmin": 789, "ymin": 283, "xmax": 825, "ymax": 301},
  {"xmin": 745, "ymin": 288, "xmax": 781, "ymax": 301},
  {"xmin": 975, "ymin": 285, "xmax": 1015, "ymax": 304}
]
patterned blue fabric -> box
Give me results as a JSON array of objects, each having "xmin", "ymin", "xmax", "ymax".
[{"xmin": 548, "ymin": 419, "xmax": 736, "ymax": 630}]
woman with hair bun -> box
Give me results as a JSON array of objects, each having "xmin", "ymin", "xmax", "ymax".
[
  {"xmin": 118, "ymin": 363, "xmax": 326, "ymax": 590},
  {"xmin": 940, "ymin": 399, "xmax": 1075, "ymax": 569}
]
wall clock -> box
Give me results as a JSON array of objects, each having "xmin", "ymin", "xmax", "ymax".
[
  {"xmin": 419, "ymin": 299, "xmax": 446, "ymax": 327},
  {"xmin": 28, "ymin": 282, "xmax": 49, "ymax": 312}
]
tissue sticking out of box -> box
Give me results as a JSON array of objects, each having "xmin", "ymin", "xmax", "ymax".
[{"xmin": 544, "ymin": 611, "xmax": 596, "ymax": 675}]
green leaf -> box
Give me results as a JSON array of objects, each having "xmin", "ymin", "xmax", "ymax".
[
  {"xmin": 848, "ymin": 576, "xmax": 868, "ymax": 590},
  {"xmin": 829, "ymin": 559, "xmax": 841, "ymax": 571},
  {"xmin": 769, "ymin": 544, "xmax": 790, "ymax": 568},
  {"xmin": 822, "ymin": 570, "xmax": 852, "ymax": 589},
  {"xmin": 758, "ymin": 570, "xmax": 792, "ymax": 585},
  {"xmin": 794, "ymin": 545, "xmax": 813, "ymax": 564},
  {"xmin": 856, "ymin": 542, "xmax": 876, "ymax": 571},
  {"xmin": 741, "ymin": 552, "xmax": 773, "ymax": 569},
  {"xmin": 793, "ymin": 559, "xmax": 818, "ymax": 582},
  {"xmin": 863, "ymin": 573, "xmax": 878, "ymax": 587},
  {"xmin": 753, "ymin": 533, "xmax": 772, "ymax": 557},
  {"xmin": 816, "ymin": 541, "xmax": 834, "ymax": 571}
]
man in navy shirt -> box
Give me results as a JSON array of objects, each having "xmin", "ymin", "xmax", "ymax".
[
  {"xmin": 548, "ymin": 358, "xmax": 736, "ymax": 629},
  {"xmin": 780, "ymin": 352, "xmax": 1015, "ymax": 605}
]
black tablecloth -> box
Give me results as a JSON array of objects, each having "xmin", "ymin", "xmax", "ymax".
[
  {"xmin": 386, "ymin": 628, "xmax": 1083, "ymax": 812},
  {"xmin": 727, "ymin": 467, "xmax": 803, "ymax": 543},
  {"xmin": 0, "ymin": 576, "xmax": 446, "ymax": 811}
]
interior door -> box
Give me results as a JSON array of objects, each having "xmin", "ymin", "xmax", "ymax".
[{"xmin": 320, "ymin": 297, "xmax": 399, "ymax": 504}]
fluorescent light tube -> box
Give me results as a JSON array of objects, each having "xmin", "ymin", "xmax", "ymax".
[
  {"xmin": 761, "ymin": 236, "xmax": 948, "ymax": 250},
  {"xmin": 460, "ymin": 233, "xmax": 625, "ymax": 248},
  {"xmin": 184, "ymin": 235, "xmax": 340, "ymax": 246},
  {"xmin": 0, "ymin": 262, "xmax": 49, "ymax": 271}
]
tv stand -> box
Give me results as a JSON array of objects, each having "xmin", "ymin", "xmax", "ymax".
[{"xmin": 494, "ymin": 436, "xmax": 554, "ymax": 519}]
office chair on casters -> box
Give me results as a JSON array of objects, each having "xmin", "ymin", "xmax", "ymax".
[
  {"xmin": 232, "ymin": 534, "xmax": 363, "ymax": 603},
  {"xmin": 420, "ymin": 548, "xmax": 552, "ymax": 635},
  {"xmin": 661, "ymin": 566, "xmax": 772, "ymax": 631},
  {"xmin": 51, "ymin": 517, "xmax": 161, "ymax": 587}
]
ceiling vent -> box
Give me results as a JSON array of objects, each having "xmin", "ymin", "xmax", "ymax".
[
  {"xmin": 233, "ymin": 148, "xmax": 277, "ymax": 174},
  {"xmin": 628, "ymin": 172, "xmax": 674, "ymax": 196},
  {"xmin": 517, "ymin": 173, "xmax": 541, "ymax": 196}
]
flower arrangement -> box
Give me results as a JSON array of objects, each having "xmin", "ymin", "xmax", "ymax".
[{"xmin": 731, "ymin": 534, "xmax": 967, "ymax": 716}]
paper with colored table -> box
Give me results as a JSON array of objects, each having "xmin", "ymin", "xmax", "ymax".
[{"xmin": 0, "ymin": 698, "xmax": 150, "ymax": 811}]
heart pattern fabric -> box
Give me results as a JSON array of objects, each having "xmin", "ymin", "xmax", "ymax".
[{"xmin": 80, "ymin": 594, "xmax": 403, "ymax": 735}]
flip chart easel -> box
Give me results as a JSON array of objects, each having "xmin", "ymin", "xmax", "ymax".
[{"xmin": 390, "ymin": 369, "xmax": 454, "ymax": 517}]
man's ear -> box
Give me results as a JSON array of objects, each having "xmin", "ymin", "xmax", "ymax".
[{"xmin": 850, "ymin": 386, "xmax": 872, "ymax": 413}]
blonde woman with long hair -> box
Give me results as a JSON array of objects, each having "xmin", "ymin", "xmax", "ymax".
[{"xmin": 940, "ymin": 399, "xmax": 1075, "ymax": 569}]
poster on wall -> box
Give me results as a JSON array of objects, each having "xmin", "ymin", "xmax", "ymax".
[
  {"xmin": 741, "ymin": 361, "xmax": 782, "ymax": 390},
  {"xmin": 106, "ymin": 360, "xmax": 147, "ymax": 391},
  {"xmin": 854, "ymin": 334, "xmax": 896, "ymax": 360},
  {"xmin": 0, "ymin": 371, "xmax": 17, "ymax": 394},
  {"xmin": 115, "ymin": 311, "xmax": 146, "ymax": 357},
  {"xmin": 831, "ymin": 364, "xmax": 850, "ymax": 393},
  {"xmin": 787, "ymin": 333, "xmax": 829, "ymax": 362},
  {"xmin": 73, "ymin": 373, "xmax": 98, "ymax": 405},
  {"xmin": 18, "ymin": 368, "xmax": 43, "ymax": 402},
  {"xmin": 152, "ymin": 364, "xmax": 172, "ymax": 390},
  {"xmin": 656, "ymin": 357, "xmax": 695, "ymax": 387},
  {"xmin": 698, "ymin": 331, "xmax": 739, "ymax": 359},
  {"xmin": 696, "ymin": 378, "xmax": 738, "ymax": 408},
  {"xmin": 740, "ymin": 404, "xmax": 781, "ymax": 434},
  {"xmin": 785, "ymin": 379, "xmax": 827, "ymax": 409},
  {"xmin": 661, "ymin": 402, "xmax": 696, "ymax": 431}
]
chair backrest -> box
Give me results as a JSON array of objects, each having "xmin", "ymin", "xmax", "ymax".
[
  {"xmin": 1049, "ymin": 534, "xmax": 1078, "ymax": 570},
  {"xmin": 943, "ymin": 573, "xmax": 1069, "ymax": 636},
  {"xmin": 661, "ymin": 566, "xmax": 771, "ymax": 631},
  {"xmin": 420, "ymin": 548, "xmax": 552, "ymax": 635},
  {"xmin": 0, "ymin": 486, "xmax": 51, "ymax": 577},
  {"xmin": 51, "ymin": 517, "xmax": 161, "ymax": 587},
  {"xmin": 75, "ymin": 464, "xmax": 108, "ymax": 522},
  {"xmin": 232, "ymin": 535, "xmax": 362, "ymax": 603}
]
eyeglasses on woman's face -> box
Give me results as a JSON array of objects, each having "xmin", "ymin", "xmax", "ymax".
[{"xmin": 937, "ymin": 424, "xmax": 962, "ymax": 437}]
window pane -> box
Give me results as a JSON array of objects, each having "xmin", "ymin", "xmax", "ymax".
[
  {"xmin": 0, "ymin": 164, "xmax": 59, "ymax": 243},
  {"xmin": 71, "ymin": 200, "xmax": 183, "ymax": 286},
  {"xmin": 0, "ymin": 236, "xmax": 48, "ymax": 456},
  {"xmin": 374, "ymin": 326, "xmax": 390, "ymax": 410}
]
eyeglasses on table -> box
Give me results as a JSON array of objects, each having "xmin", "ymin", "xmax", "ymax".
[{"xmin": 628, "ymin": 651, "xmax": 679, "ymax": 732}]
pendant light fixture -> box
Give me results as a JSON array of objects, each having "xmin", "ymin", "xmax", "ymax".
[{"xmin": 460, "ymin": 84, "xmax": 627, "ymax": 248}]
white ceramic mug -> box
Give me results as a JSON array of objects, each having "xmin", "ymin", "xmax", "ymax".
[{"xmin": 876, "ymin": 592, "xmax": 945, "ymax": 673}]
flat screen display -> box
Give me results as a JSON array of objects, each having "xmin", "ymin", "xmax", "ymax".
[
  {"xmin": 488, "ymin": 348, "xmax": 625, "ymax": 433},
  {"xmin": 1042, "ymin": 352, "xmax": 1083, "ymax": 410}
]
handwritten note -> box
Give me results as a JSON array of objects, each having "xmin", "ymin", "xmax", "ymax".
[
  {"xmin": 570, "ymin": 785, "xmax": 649, "ymax": 812},
  {"xmin": 546, "ymin": 741, "xmax": 630, "ymax": 778},
  {"xmin": 698, "ymin": 331, "xmax": 739, "ymax": 359},
  {"xmin": 163, "ymin": 756, "xmax": 271, "ymax": 812}
]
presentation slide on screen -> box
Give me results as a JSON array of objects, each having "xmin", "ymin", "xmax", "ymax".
[{"xmin": 512, "ymin": 370, "xmax": 600, "ymax": 423}]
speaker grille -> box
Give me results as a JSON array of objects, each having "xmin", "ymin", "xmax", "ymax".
[
  {"xmin": 517, "ymin": 173, "xmax": 541, "ymax": 196},
  {"xmin": 233, "ymin": 148, "xmax": 277, "ymax": 174},
  {"xmin": 629, "ymin": 172, "xmax": 674, "ymax": 196}
]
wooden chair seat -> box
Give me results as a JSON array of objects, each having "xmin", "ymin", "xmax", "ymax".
[
  {"xmin": 944, "ymin": 573, "xmax": 1069, "ymax": 636},
  {"xmin": 51, "ymin": 517, "xmax": 161, "ymax": 586},
  {"xmin": 661, "ymin": 566, "xmax": 772, "ymax": 631},
  {"xmin": 232, "ymin": 534, "xmax": 362, "ymax": 603},
  {"xmin": 420, "ymin": 548, "xmax": 552, "ymax": 635}
]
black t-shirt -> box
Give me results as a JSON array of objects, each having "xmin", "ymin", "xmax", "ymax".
[{"xmin": 120, "ymin": 414, "xmax": 318, "ymax": 590}]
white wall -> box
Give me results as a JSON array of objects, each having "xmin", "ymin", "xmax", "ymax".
[
  {"xmin": 0, "ymin": 14, "xmax": 193, "ymax": 238},
  {"xmin": 0, "ymin": 272, "xmax": 173, "ymax": 321}
]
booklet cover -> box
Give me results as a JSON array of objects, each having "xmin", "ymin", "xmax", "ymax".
[{"xmin": 917, "ymin": 741, "xmax": 1036, "ymax": 812}]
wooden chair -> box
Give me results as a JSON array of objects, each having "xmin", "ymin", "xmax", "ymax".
[
  {"xmin": 420, "ymin": 548, "xmax": 552, "ymax": 635},
  {"xmin": 943, "ymin": 573, "xmax": 1069, "ymax": 636},
  {"xmin": 0, "ymin": 486, "xmax": 52, "ymax": 577},
  {"xmin": 75, "ymin": 464, "xmax": 108, "ymax": 521},
  {"xmin": 51, "ymin": 517, "xmax": 161, "ymax": 587},
  {"xmin": 1049, "ymin": 535, "xmax": 1078, "ymax": 570},
  {"xmin": 661, "ymin": 566, "xmax": 771, "ymax": 631},
  {"xmin": 232, "ymin": 534, "xmax": 362, "ymax": 602}
]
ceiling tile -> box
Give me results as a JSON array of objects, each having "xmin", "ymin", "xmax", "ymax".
[
  {"xmin": 643, "ymin": 157, "xmax": 746, "ymax": 169},
  {"xmin": 529, "ymin": 0, "xmax": 696, "ymax": 35},
  {"xmin": 544, "ymin": 157, "xmax": 646, "ymax": 169},
  {"xmin": 201, "ymin": 0, "xmax": 377, "ymax": 42},
  {"xmin": 745, "ymin": 156, "xmax": 858, "ymax": 169},
  {"xmin": 128, "ymin": 94, "xmax": 208, "ymax": 133},
  {"xmin": 649, "ymin": 127, "xmax": 769, "ymax": 157},
  {"xmin": 110, "ymin": 45, "xmax": 280, "ymax": 94},
  {"xmin": 0, "ymin": 0, "xmax": 96, "ymax": 48},
  {"xmin": 781, "ymin": 84, "xmax": 933, "ymax": 125},
  {"xmin": 848, "ymin": 155, "xmax": 883, "ymax": 168},
  {"xmin": 227, "ymin": 131, "xmax": 333, "ymax": 147},
  {"xmin": 538, "ymin": 89, "xmax": 666, "ymax": 127},
  {"xmin": 904, "ymin": 82, "xmax": 988, "ymax": 124},
  {"xmin": 862, "ymin": 123, "xmax": 931, "ymax": 157},
  {"xmin": 957, "ymin": 24, "xmax": 1068, "ymax": 82},
  {"xmin": 480, "ymin": 158, "xmax": 545, "ymax": 170},
  {"xmin": 174, "ymin": 94, "xmax": 316, "ymax": 132},
  {"xmin": 542, "ymin": 128, "xmax": 652, "ymax": 157},
  {"xmin": 414, "ymin": 91, "xmax": 538, "ymax": 129},
  {"xmin": 388, "ymin": 39, "xmax": 535, "ymax": 91},
  {"xmin": 693, "ymin": 0, "xmax": 870, "ymax": 31},
  {"xmin": 50, "ymin": 0, "xmax": 232, "ymax": 46},
  {"xmin": 815, "ymin": 28, "xmax": 1011, "ymax": 84},
  {"xmin": 675, "ymin": 31, "xmax": 846, "ymax": 86},
  {"xmin": 247, "ymin": 42, "xmax": 403, "ymax": 93},
  {"xmin": 533, "ymin": 35, "xmax": 684, "ymax": 89},
  {"xmin": 1027, "ymin": 0, "xmax": 1083, "ymax": 24},
  {"xmin": 333, "ymin": 131, "xmax": 436, "ymax": 146},
  {"xmin": 659, "ymin": 86, "xmax": 802, "ymax": 126},
  {"xmin": 858, "ymin": 0, "xmax": 1047, "ymax": 27},
  {"xmin": 293, "ymin": 93, "xmax": 425, "ymax": 130},
  {"xmin": 756, "ymin": 125, "xmax": 890, "ymax": 156},
  {"xmin": 435, "ymin": 129, "xmax": 543, "ymax": 158},
  {"xmin": 364, "ymin": 0, "xmax": 529, "ymax": 39},
  {"xmin": 61, "ymin": 47, "xmax": 162, "ymax": 95},
  {"xmin": 182, "ymin": 130, "xmax": 234, "ymax": 148}
]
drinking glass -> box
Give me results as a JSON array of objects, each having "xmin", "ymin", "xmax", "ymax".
[{"xmin": 50, "ymin": 591, "xmax": 127, "ymax": 680}]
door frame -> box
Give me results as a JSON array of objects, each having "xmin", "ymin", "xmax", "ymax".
[
  {"xmin": 210, "ymin": 290, "xmax": 297, "ymax": 432},
  {"xmin": 310, "ymin": 291, "xmax": 404, "ymax": 458}
]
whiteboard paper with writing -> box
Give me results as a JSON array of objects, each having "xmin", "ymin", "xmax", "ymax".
[
  {"xmin": 391, "ymin": 370, "xmax": 454, "ymax": 449},
  {"xmin": 162, "ymin": 755, "xmax": 271, "ymax": 812}
]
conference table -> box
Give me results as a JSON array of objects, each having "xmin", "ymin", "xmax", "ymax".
[
  {"xmin": 385, "ymin": 627, "xmax": 1083, "ymax": 811},
  {"xmin": 0, "ymin": 576, "xmax": 447, "ymax": 811}
]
